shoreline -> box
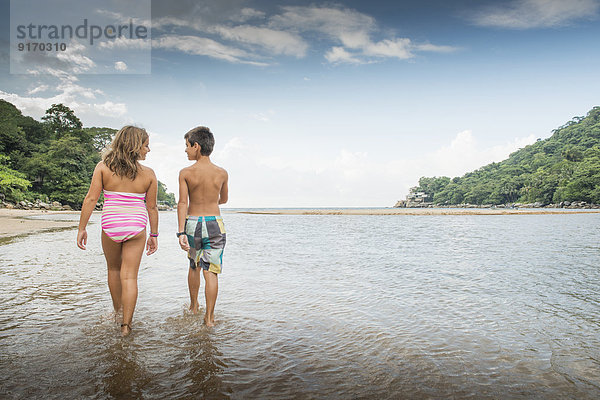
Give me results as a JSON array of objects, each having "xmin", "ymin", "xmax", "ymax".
[
  {"xmin": 231, "ymin": 208, "xmax": 600, "ymax": 216},
  {"xmin": 2, "ymin": 207, "xmax": 598, "ymax": 241},
  {"xmin": 0, "ymin": 209, "xmax": 80, "ymax": 241}
]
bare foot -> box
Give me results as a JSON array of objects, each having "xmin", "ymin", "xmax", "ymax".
[
  {"xmin": 204, "ymin": 315, "xmax": 215, "ymax": 327},
  {"xmin": 189, "ymin": 303, "xmax": 200, "ymax": 314},
  {"xmin": 121, "ymin": 323, "xmax": 132, "ymax": 337}
]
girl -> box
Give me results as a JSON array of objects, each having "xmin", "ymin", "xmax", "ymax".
[{"xmin": 77, "ymin": 125, "xmax": 158, "ymax": 336}]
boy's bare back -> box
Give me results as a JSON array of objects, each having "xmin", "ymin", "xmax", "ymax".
[{"xmin": 180, "ymin": 159, "xmax": 228, "ymax": 216}]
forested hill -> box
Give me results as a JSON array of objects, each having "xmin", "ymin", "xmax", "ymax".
[
  {"xmin": 410, "ymin": 106, "xmax": 600, "ymax": 206},
  {"xmin": 0, "ymin": 100, "xmax": 175, "ymax": 208}
]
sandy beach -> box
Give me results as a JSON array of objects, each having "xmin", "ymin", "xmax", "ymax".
[
  {"xmin": 233, "ymin": 208, "xmax": 600, "ymax": 216},
  {"xmin": 0, "ymin": 209, "xmax": 79, "ymax": 240}
]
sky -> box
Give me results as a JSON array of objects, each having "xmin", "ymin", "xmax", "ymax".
[{"xmin": 1, "ymin": 0, "xmax": 599, "ymax": 207}]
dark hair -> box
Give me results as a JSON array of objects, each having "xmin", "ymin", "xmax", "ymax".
[{"xmin": 185, "ymin": 126, "xmax": 214, "ymax": 156}]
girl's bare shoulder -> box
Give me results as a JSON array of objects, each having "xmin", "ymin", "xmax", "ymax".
[
  {"xmin": 139, "ymin": 163, "xmax": 155, "ymax": 173},
  {"xmin": 95, "ymin": 161, "xmax": 111, "ymax": 174}
]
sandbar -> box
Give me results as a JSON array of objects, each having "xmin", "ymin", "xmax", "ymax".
[
  {"xmin": 0, "ymin": 209, "xmax": 79, "ymax": 240},
  {"xmin": 232, "ymin": 208, "xmax": 600, "ymax": 216}
]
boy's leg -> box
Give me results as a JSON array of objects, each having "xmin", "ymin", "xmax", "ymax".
[
  {"xmin": 188, "ymin": 266, "xmax": 201, "ymax": 313},
  {"xmin": 203, "ymin": 269, "xmax": 218, "ymax": 326},
  {"xmin": 101, "ymin": 231, "xmax": 123, "ymax": 314}
]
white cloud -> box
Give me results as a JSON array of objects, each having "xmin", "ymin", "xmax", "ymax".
[
  {"xmin": 325, "ymin": 47, "xmax": 364, "ymax": 64},
  {"xmin": 15, "ymin": 41, "xmax": 96, "ymax": 75},
  {"xmin": 55, "ymin": 42, "xmax": 96, "ymax": 73},
  {"xmin": 422, "ymin": 130, "xmax": 536, "ymax": 178},
  {"xmin": 114, "ymin": 61, "xmax": 128, "ymax": 71},
  {"xmin": 270, "ymin": 6, "xmax": 377, "ymax": 41},
  {"xmin": 144, "ymin": 130, "xmax": 535, "ymax": 208},
  {"xmin": 154, "ymin": 35, "xmax": 269, "ymax": 66},
  {"xmin": 363, "ymin": 38, "xmax": 413, "ymax": 59},
  {"xmin": 153, "ymin": 16, "xmax": 199, "ymax": 30},
  {"xmin": 0, "ymin": 72, "xmax": 126, "ymax": 124},
  {"xmin": 250, "ymin": 110, "xmax": 275, "ymax": 122},
  {"xmin": 470, "ymin": 0, "xmax": 600, "ymax": 29},
  {"xmin": 152, "ymin": 4, "xmax": 457, "ymax": 66},
  {"xmin": 229, "ymin": 7, "xmax": 266, "ymax": 22},
  {"xmin": 0, "ymin": 90, "xmax": 56, "ymax": 118},
  {"xmin": 416, "ymin": 43, "xmax": 460, "ymax": 53},
  {"xmin": 93, "ymin": 101, "xmax": 127, "ymax": 117},
  {"xmin": 210, "ymin": 25, "xmax": 308, "ymax": 57},
  {"xmin": 271, "ymin": 5, "xmax": 457, "ymax": 64},
  {"xmin": 141, "ymin": 132, "xmax": 189, "ymax": 198},
  {"xmin": 27, "ymin": 85, "xmax": 49, "ymax": 95},
  {"xmin": 98, "ymin": 37, "xmax": 152, "ymax": 50}
]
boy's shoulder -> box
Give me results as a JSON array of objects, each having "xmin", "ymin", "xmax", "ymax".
[
  {"xmin": 179, "ymin": 164, "xmax": 194, "ymax": 176},
  {"xmin": 213, "ymin": 163, "xmax": 228, "ymax": 175},
  {"xmin": 180, "ymin": 162, "xmax": 227, "ymax": 175}
]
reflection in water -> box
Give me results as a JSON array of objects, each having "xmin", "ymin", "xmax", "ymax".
[
  {"xmin": 181, "ymin": 325, "xmax": 228, "ymax": 398},
  {"xmin": 102, "ymin": 341, "xmax": 150, "ymax": 400},
  {"xmin": 1, "ymin": 212, "xmax": 600, "ymax": 398},
  {"xmin": 163, "ymin": 314, "xmax": 231, "ymax": 399}
]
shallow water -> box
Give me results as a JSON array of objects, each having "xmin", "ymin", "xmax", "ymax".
[{"xmin": 1, "ymin": 211, "xmax": 599, "ymax": 399}]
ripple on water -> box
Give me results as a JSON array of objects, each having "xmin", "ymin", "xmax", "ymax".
[{"xmin": 1, "ymin": 212, "xmax": 600, "ymax": 398}]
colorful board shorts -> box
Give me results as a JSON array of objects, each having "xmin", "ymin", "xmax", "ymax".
[{"xmin": 185, "ymin": 215, "xmax": 226, "ymax": 274}]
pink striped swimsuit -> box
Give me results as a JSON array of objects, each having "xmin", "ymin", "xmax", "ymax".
[{"xmin": 101, "ymin": 190, "xmax": 148, "ymax": 242}]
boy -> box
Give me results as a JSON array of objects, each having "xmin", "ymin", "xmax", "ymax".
[{"xmin": 177, "ymin": 126, "xmax": 228, "ymax": 327}]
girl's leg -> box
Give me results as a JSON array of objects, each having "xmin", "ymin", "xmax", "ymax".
[
  {"xmin": 101, "ymin": 231, "xmax": 123, "ymax": 313},
  {"xmin": 120, "ymin": 230, "xmax": 146, "ymax": 335}
]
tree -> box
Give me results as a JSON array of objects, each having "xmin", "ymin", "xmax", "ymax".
[
  {"xmin": 561, "ymin": 146, "xmax": 584, "ymax": 162},
  {"xmin": 157, "ymin": 181, "xmax": 176, "ymax": 207},
  {"xmin": 83, "ymin": 127, "xmax": 117, "ymax": 152},
  {"xmin": 41, "ymin": 103, "xmax": 83, "ymax": 139},
  {"xmin": 407, "ymin": 106, "xmax": 600, "ymax": 205},
  {"xmin": 38, "ymin": 136, "xmax": 99, "ymax": 206},
  {"xmin": 0, "ymin": 155, "xmax": 31, "ymax": 202}
]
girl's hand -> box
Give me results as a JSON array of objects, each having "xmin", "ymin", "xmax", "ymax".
[
  {"xmin": 146, "ymin": 236, "xmax": 158, "ymax": 255},
  {"xmin": 77, "ymin": 230, "xmax": 88, "ymax": 250}
]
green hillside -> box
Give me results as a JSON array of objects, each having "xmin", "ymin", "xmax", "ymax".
[
  {"xmin": 410, "ymin": 106, "xmax": 600, "ymax": 206},
  {"xmin": 0, "ymin": 100, "xmax": 175, "ymax": 208}
]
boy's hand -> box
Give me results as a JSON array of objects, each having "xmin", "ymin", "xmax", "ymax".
[
  {"xmin": 146, "ymin": 236, "xmax": 158, "ymax": 255},
  {"xmin": 179, "ymin": 235, "xmax": 190, "ymax": 251}
]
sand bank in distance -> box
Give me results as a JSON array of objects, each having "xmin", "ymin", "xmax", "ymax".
[
  {"xmin": 0, "ymin": 209, "xmax": 79, "ymax": 240},
  {"xmin": 230, "ymin": 208, "xmax": 600, "ymax": 216}
]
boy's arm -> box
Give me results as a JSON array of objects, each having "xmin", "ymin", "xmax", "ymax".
[
  {"xmin": 177, "ymin": 170, "xmax": 190, "ymax": 251},
  {"xmin": 177, "ymin": 170, "xmax": 189, "ymax": 233},
  {"xmin": 218, "ymin": 170, "xmax": 229, "ymax": 205}
]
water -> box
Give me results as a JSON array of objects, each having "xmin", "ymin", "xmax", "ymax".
[{"xmin": 1, "ymin": 211, "xmax": 599, "ymax": 399}]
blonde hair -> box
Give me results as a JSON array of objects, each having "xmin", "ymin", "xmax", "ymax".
[{"xmin": 103, "ymin": 125, "xmax": 148, "ymax": 180}]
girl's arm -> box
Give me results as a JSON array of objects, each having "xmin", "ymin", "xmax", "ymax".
[
  {"xmin": 145, "ymin": 169, "xmax": 159, "ymax": 255},
  {"xmin": 77, "ymin": 162, "xmax": 103, "ymax": 250}
]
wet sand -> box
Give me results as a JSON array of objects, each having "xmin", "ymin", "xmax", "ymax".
[
  {"xmin": 0, "ymin": 209, "xmax": 79, "ymax": 240},
  {"xmin": 233, "ymin": 208, "xmax": 600, "ymax": 216}
]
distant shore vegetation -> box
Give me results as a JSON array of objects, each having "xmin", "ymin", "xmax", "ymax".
[
  {"xmin": 407, "ymin": 106, "xmax": 600, "ymax": 206},
  {"xmin": 0, "ymin": 100, "xmax": 176, "ymax": 208}
]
